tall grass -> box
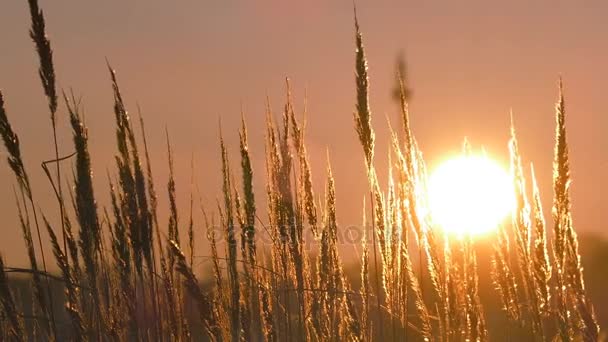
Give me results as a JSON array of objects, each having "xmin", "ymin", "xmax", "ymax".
[{"xmin": 0, "ymin": 1, "xmax": 601, "ymax": 341}]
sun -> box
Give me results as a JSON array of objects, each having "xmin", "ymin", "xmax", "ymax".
[{"xmin": 427, "ymin": 154, "xmax": 514, "ymax": 236}]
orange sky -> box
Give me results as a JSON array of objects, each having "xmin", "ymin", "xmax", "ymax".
[{"xmin": 1, "ymin": 0, "xmax": 607, "ymax": 266}]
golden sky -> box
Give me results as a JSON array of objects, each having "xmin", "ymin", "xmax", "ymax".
[{"xmin": 1, "ymin": 0, "xmax": 607, "ymax": 266}]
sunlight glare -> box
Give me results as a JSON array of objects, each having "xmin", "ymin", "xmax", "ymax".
[{"xmin": 427, "ymin": 155, "xmax": 514, "ymax": 236}]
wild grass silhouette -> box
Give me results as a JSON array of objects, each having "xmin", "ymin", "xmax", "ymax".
[{"xmin": 0, "ymin": 1, "xmax": 602, "ymax": 341}]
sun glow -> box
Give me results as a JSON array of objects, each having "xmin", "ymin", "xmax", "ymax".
[{"xmin": 427, "ymin": 155, "xmax": 514, "ymax": 236}]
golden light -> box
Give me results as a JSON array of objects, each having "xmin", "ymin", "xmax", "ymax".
[{"xmin": 427, "ymin": 155, "xmax": 514, "ymax": 236}]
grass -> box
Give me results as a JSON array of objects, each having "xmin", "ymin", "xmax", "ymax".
[{"xmin": 0, "ymin": 1, "xmax": 602, "ymax": 341}]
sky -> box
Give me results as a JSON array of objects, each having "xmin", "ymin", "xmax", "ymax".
[{"xmin": 0, "ymin": 0, "xmax": 607, "ymax": 267}]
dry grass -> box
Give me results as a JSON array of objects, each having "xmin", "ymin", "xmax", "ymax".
[{"xmin": 0, "ymin": 1, "xmax": 602, "ymax": 341}]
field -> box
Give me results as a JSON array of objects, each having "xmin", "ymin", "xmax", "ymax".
[{"xmin": 0, "ymin": 1, "xmax": 605, "ymax": 341}]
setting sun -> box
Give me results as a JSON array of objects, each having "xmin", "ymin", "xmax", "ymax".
[
  {"xmin": 0, "ymin": 1, "xmax": 604, "ymax": 339},
  {"xmin": 427, "ymin": 155, "xmax": 514, "ymax": 236}
]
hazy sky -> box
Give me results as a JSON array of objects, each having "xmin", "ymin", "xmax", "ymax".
[{"xmin": 1, "ymin": 1, "xmax": 607, "ymax": 266}]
